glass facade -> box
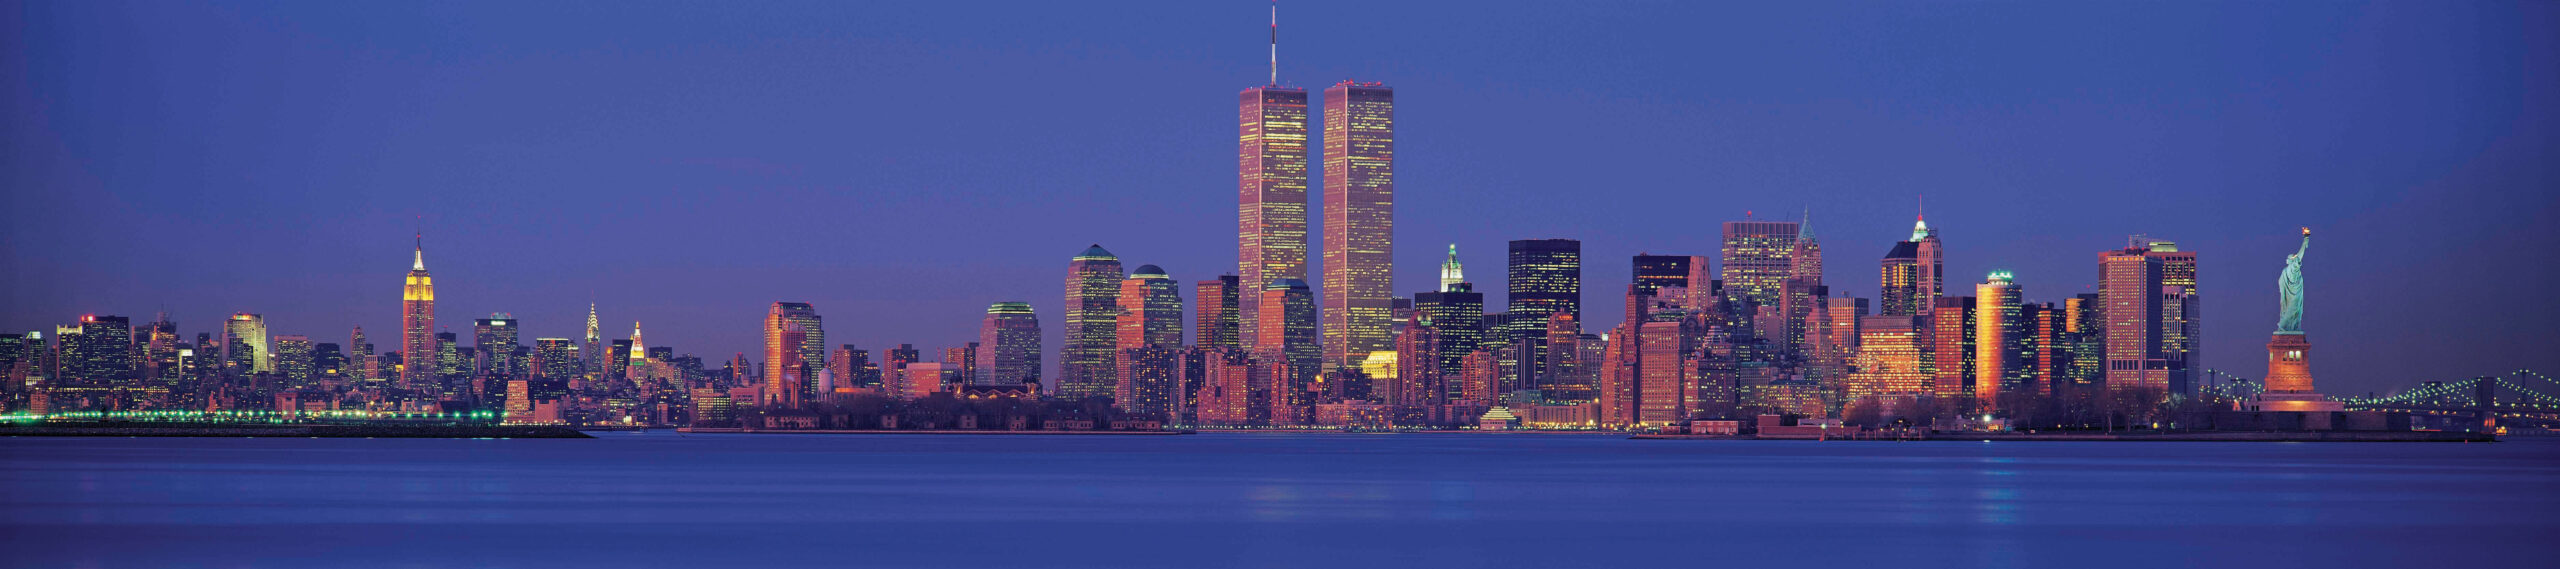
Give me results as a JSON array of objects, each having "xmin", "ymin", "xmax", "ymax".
[
  {"xmin": 1322, "ymin": 81, "xmax": 1395, "ymax": 371},
  {"xmin": 1238, "ymin": 86, "xmax": 1308, "ymax": 351}
]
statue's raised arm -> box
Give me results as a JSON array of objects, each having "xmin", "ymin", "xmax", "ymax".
[{"xmin": 2276, "ymin": 228, "xmax": 2309, "ymax": 333}]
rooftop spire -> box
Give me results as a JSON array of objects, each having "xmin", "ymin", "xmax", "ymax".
[
  {"xmin": 1910, "ymin": 195, "xmax": 1933, "ymax": 241},
  {"xmin": 1438, "ymin": 243, "xmax": 1464, "ymax": 292},
  {"xmin": 411, "ymin": 231, "xmax": 425, "ymax": 271},
  {"xmin": 1268, "ymin": 0, "xmax": 1279, "ymax": 85},
  {"xmin": 1797, "ymin": 206, "xmax": 1816, "ymax": 242}
]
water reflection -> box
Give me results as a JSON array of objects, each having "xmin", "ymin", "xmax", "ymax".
[{"xmin": 1, "ymin": 435, "xmax": 2553, "ymax": 569}]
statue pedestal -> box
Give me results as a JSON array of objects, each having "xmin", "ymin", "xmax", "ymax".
[{"xmin": 2255, "ymin": 332, "xmax": 2342, "ymax": 412}]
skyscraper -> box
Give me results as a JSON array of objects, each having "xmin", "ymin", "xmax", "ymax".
[
  {"xmin": 1597, "ymin": 322, "xmax": 1640, "ymax": 428},
  {"xmin": 534, "ymin": 338, "xmax": 578, "ymax": 381},
  {"xmin": 976, "ymin": 302, "xmax": 1042, "ymax": 387},
  {"xmin": 1718, "ymin": 219, "xmax": 1800, "ymax": 308},
  {"xmin": 1256, "ymin": 279, "xmax": 1318, "ymax": 399},
  {"xmin": 1914, "ymin": 213, "xmax": 1944, "ymax": 313},
  {"xmin": 581, "ymin": 303, "xmax": 600, "ymax": 381},
  {"xmin": 763, "ymin": 302, "xmax": 824, "ymax": 401},
  {"xmin": 602, "ymin": 339, "xmax": 631, "ymax": 385},
  {"xmin": 224, "ymin": 313, "xmax": 270, "ymax": 375},
  {"xmin": 1813, "ymin": 297, "xmax": 1869, "ymax": 389},
  {"xmin": 71, "ymin": 315, "xmax": 133, "ymax": 388},
  {"xmin": 767, "ymin": 322, "xmax": 806, "ymax": 407},
  {"xmin": 2156, "ymin": 244, "xmax": 2200, "ymax": 396},
  {"xmin": 1880, "ymin": 243, "xmax": 1921, "ymax": 317},
  {"xmin": 1116, "ymin": 265, "xmax": 1185, "ymax": 416},
  {"xmin": 1629, "ymin": 254, "xmax": 1693, "ymax": 323},
  {"xmin": 1779, "ymin": 215, "xmax": 1826, "ymax": 359},
  {"xmin": 401, "ymin": 237, "xmax": 434, "ymax": 390},
  {"xmin": 1631, "ymin": 255, "xmax": 1693, "ymax": 298},
  {"xmin": 1413, "ymin": 287, "xmax": 1484, "ymax": 389},
  {"xmin": 1789, "ymin": 211, "xmax": 1823, "ymax": 284},
  {"xmin": 1116, "ymin": 266, "xmax": 1185, "ymax": 350},
  {"xmin": 1459, "ymin": 349, "xmax": 1498, "ymax": 408},
  {"xmin": 1880, "ymin": 213, "xmax": 1945, "ymax": 317},
  {"xmin": 1930, "ymin": 296, "xmax": 1976, "ymax": 404},
  {"xmin": 1239, "ymin": 79, "xmax": 1309, "ymax": 352},
  {"xmin": 312, "ymin": 342, "xmax": 347, "ymax": 385},
  {"xmin": 436, "ymin": 330, "xmax": 465, "ymax": 392},
  {"xmin": 1636, "ymin": 317, "xmax": 1694, "ymax": 426},
  {"xmin": 2099, "ymin": 238, "xmax": 2198, "ymax": 395},
  {"xmin": 1505, "ymin": 239, "xmax": 1581, "ymax": 343},
  {"xmin": 142, "ymin": 315, "xmax": 179, "ymax": 388},
  {"xmin": 1062, "ymin": 245, "xmax": 1126, "ymax": 400},
  {"xmin": 349, "ymin": 326, "xmax": 375, "ymax": 383},
  {"xmin": 1974, "ymin": 272, "xmax": 2025, "ymax": 410},
  {"xmin": 1388, "ymin": 315, "xmax": 1443, "ymax": 413},
  {"xmin": 625, "ymin": 323, "xmax": 648, "ymax": 378},
  {"xmin": 273, "ymin": 335, "xmax": 313, "ymax": 388},
  {"xmin": 1541, "ymin": 312, "xmax": 1593, "ymax": 401},
  {"xmin": 2064, "ymin": 293, "xmax": 2104, "ymax": 388},
  {"xmin": 1847, "ymin": 315, "xmax": 1928, "ymax": 401},
  {"xmin": 1321, "ymin": 80, "xmax": 1395, "ymax": 371},
  {"xmin": 0, "ymin": 334, "xmax": 23, "ymax": 387},
  {"xmin": 1195, "ymin": 275, "xmax": 1241, "ymax": 352},
  {"xmin": 474, "ymin": 314, "xmax": 520, "ymax": 378}
]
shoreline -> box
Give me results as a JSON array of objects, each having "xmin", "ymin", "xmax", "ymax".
[
  {"xmin": 674, "ymin": 427, "xmax": 1191, "ymax": 435},
  {"xmin": 2, "ymin": 422, "xmax": 593, "ymax": 438},
  {"xmin": 1633, "ymin": 431, "xmax": 2497, "ymax": 442}
]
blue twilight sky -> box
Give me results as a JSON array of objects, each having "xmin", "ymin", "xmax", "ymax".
[{"xmin": 4, "ymin": 1, "xmax": 2555, "ymax": 396}]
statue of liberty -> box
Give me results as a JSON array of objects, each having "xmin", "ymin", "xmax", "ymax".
[{"xmin": 2276, "ymin": 227, "xmax": 2308, "ymax": 333}]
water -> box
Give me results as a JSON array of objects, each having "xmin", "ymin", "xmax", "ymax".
[{"xmin": 4, "ymin": 432, "xmax": 2555, "ymax": 568}]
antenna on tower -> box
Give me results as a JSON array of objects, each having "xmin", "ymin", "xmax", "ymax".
[
  {"xmin": 1269, "ymin": 0, "xmax": 1279, "ymax": 85},
  {"xmin": 412, "ymin": 215, "xmax": 426, "ymax": 270}
]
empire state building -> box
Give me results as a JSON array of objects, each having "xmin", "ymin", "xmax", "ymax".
[{"xmin": 401, "ymin": 237, "xmax": 436, "ymax": 391}]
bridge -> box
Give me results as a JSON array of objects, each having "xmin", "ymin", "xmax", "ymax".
[{"xmin": 2198, "ymin": 369, "xmax": 2560, "ymax": 432}]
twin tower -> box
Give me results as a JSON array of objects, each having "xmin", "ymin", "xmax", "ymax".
[
  {"xmin": 1065, "ymin": 79, "xmax": 1395, "ymax": 401},
  {"xmin": 1239, "ymin": 80, "xmax": 1397, "ymax": 378}
]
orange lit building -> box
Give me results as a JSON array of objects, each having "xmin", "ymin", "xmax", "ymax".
[
  {"xmin": 1974, "ymin": 272, "xmax": 2023, "ymax": 408},
  {"xmin": 1848, "ymin": 315, "xmax": 1928, "ymax": 400},
  {"xmin": 1930, "ymin": 296, "xmax": 1975, "ymax": 404},
  {"xmin": 763, "ymin": 302, "xmax": 823, "ymax": 406}
]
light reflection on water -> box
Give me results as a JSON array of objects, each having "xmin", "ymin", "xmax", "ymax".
[{"xmin": 2, "ymin": 434, "xmax": 2555, "ymax": 569}]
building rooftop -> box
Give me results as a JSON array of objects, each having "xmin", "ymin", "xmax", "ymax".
[
  {"xmin": 1884, "ymin": 241, "xmax": 1919, "ymax": 259},
  {"xmin": 1074, "ymin": 244, "xmax": 1116, "ymax": 260}
]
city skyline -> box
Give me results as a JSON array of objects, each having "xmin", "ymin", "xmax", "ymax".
[
  {"xmin": 5, "ymin": 4, "xmax": 2555, "ymax": 569},
  {"xmin": 5, "ymin": 2, "xmax": 2556, "ymax": 398}
]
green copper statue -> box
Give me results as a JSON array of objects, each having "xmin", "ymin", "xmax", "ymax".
[{"xmin": 2277, "ymin": 227, "xmax": 2309, "ymax": 333}]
